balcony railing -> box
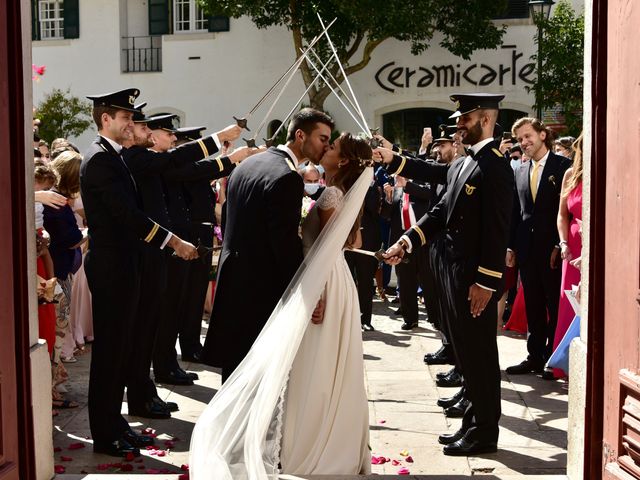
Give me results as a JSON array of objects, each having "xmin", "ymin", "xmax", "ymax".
[{"xmin": 121, "ymin": 35, "xmax": 162, "ymax": 73}]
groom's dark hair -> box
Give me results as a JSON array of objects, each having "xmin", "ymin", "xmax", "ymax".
[{"xmin": 286, "ymin": 108, "xmax": 334, "ymax": 141}]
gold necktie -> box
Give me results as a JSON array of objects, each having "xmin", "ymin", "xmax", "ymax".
[{"xmin": 531, "ymin": 161, "xmax": 540, "ymax": 201}]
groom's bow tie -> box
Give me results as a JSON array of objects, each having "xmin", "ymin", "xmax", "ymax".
[{"xmin": 464, "ymin": 147, "xmax": 475, "ymax": 159}]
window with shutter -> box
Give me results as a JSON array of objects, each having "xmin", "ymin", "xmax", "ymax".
[
  {"xmin": 493, "ymin": 0, "xmax": 530, "ymax": 19},
  {"xmin": 208, "ymin": 15, "xmax": 229, "ymax": 33},
  {"xmin": 38, "ymin": 0, "xmax": 64, "ymax": 40},
  {"xmin": 149, "ymin": 0, "xmax": 171, "ymax": 35},
  {"xmin": 63, "ymin": 0, "xmax": 79, "ymax": 39},
  {"xmin": 31, "ymin": 0, "xmax": 40, "ymax": 40}
]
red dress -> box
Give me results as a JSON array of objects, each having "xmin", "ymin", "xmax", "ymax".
[
  {"xmin": 37, "ymin": 256, "xmax": 56, "ymax": 357},
  {"xmin": 552, "ymin": 182, "xmax": 582, "ymax": 377}
]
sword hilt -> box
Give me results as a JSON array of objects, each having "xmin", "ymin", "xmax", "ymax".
[
  {"xmin": 263, "ymin": 137, "xmax": 275, "ymax": 148},
  {"xmin": 244, "ymin": 138, "xmax": 257, "ymax": 148},
  {"xmin": 369, "ymin": 137, "xmax": 383, "ymax": 149},
  {"xmin": 234, "ymin": 116, "xmax": 250, "ymax": 131},
  {"xmin": 369, "ymin": 127, "xmax": 380, "ymax": 136}
]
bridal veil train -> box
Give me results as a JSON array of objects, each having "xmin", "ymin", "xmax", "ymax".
[{"xmin": 189, "ymin": 167, "xmax": 373, "ymax": 479}]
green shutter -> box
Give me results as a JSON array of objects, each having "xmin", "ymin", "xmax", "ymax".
[
  {"xmin": 63, "ymin": 0, "xmax": 80, "ymax": 39},
  {"xmin": 207, "ymin": 15, "xmax": 229, "ymax": 32},
  {"xmin": 32, "ymin": 0, "xmax": 40, "ymax": 41},
  {"xmin": 149, "ymin": 0, "xmax": 171, "ymax": 35}
]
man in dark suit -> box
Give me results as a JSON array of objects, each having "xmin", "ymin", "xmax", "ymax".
[
  {"xmin": 380, "ymin": 175, "xmax": 433, "ymax": 330},
  {"xmin": 345, "ymin": 183, "xmax": 382, "ymax": 331},
  {"xmin": 505, "ymin": 117, "xmax": 571, "ymax": 377},
  {"xmin": 202, "ymin": 108, "xmax": 334, "ymax": 382},
  {"xmin": 382, "ymin": 93, "xmax": 514, "ymax": 456},
  {"xmin": 80, "ymin": 89, "xmax": 199, "ymax": 456}
]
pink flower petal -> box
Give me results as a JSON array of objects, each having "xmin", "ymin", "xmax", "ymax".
[
  {"xmin": 156, "ymin": 450, "xmax": 166, "ymax": 457},
  {"xmin": 378, "ymin": 419, "xmax": 386, "ymax": 424},
  {"xmin": 96, "ymin": 464, "xmax": 110, "ymax": 471},
  {"xmin": 60, "ymin": 455, "xmax": 73, "ymax": 462},
  {"xmin": 406, "ymin": 455, "xmax": 414, "ymax": 463},
  {"xmin": 137, "ymin": 465, "xmax": 146, "ymax": 470},
  {"xmin": 53, "ymin": 447, "xmax": 62, "ymax": 453},
  {"xmin": 181, "ymin": 464, "xmax": 190, "ymax": 471},
  {"xmin": 164, "ymin": 440, "xmax": 176, "ymax": 448},
  {"xmin": 54, "ymin": 465, "xmax": 65, "ymax": 474},
  {"xmin": 68, "ymin": 442, "xmax": 85, "ymax": 450},
  {"xmin": 179, "ymin": 474, "xmax": 189, "ymax": 480},
  {"xmin": 392, "ymin": 459, "xmax": 401, "ymax": 466},
  {"xmin": 146, "ymin": 468, "xmax": 162, "ymax": 474},
  {"xmin": 398, "ymin": 467, "xmax": 411, "ymax": 475}
]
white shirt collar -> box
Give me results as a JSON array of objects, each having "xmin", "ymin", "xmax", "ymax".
[
  {"xmin": 100, "ymin": 134, "xmax": 123, "ymax": 154},
  {"xmin": 470, "ymin": 137, "xmax": 495, "ymax": 155},
  {"xmin": 277, "ymin": 144, "xmax": 300, "ymax": 166},
  {"xmin": 532, "ymin": 150, "xmax": 550, "ymax": 167}
]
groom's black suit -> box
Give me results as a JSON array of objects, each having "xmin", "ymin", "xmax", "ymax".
[{"xmin": 202, "ymin": 147, "xmax": 304, "ymax": 381}]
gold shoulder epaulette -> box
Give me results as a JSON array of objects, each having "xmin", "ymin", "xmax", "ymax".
[{"xmin": 492, "ymin": 148, "xmax": 503, "ymax": 157}]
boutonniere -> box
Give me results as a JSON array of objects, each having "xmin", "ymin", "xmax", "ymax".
[{"xmin": 548, "ymin": 175, "xmax": 557, "ymax": 187}]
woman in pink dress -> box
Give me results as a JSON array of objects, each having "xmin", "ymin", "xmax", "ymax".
[{"xmin": 552, "ymin": 135, "xmax": 583, "ymax": 379}]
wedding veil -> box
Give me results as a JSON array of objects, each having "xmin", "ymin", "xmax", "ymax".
[{"xmin": 189, "ymin": 167, "xmax": 374, "ymax": 479}]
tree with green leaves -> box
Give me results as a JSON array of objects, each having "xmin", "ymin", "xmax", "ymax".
[
  {"xmin": 34, "ymin": 88, "xmax": 93, "ymax": 144},
  {"xmin": 199, "ymin": 0, "xmax": 508, "ymax": 110},
  {"xmin": 530, "ymin": 0, "xmax": 584, "ymax": 135}
]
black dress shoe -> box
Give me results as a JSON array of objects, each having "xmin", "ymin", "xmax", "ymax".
[
  {"xmin": 152, "ymin": 396, "xmax": 179, "ymax": 412},
  {"xmin": 177, "ymin": 367, "xmax": 199, "ymax": 381},
  {"xmin": 437, "ymin": 388, "xmax": 465, "ymax": 408},
  {"xmin": 436, "ymin": 370, "xmax": 463, "ymax": 388},
  {"xmin": 128, "ymin": 400, "xmax": 171, "ymax": 419},
  {"xmin": 424, "ymin": 346, "xmax": 454, "ymax": 365},
  {"xmin": 182, "ymin": 351, "xmax": 203, "ymax": 363},
  {"xmin": 445, "ymin": 398, "xmax": 470, "ymax": 418},
  {"xmin": 443, "ymin": 437, "xmax": 497, "ymax": 456},
  {"xmin": 401, "ymin": 321, "xmax": 418, "ymax": 330},
  {"xmin": 505, "ymin": 358, "xmax": 544, "ymax": 375},
  {"xmin": 362, "ymin": 323, "xmax": 375, "ymax": 332},
  {"xmin": 541, "ymin": 368, "xmax": 556, "ymax": 380},
  {"xmin": 155, "ymin": 369, "xmax": 194, "ymax": 386},
  {"xmin": 438, "ymin": 429, "xmax": 466, "ymax": 445},
  {"xmin": 436, "ymin": 367, "xmax": 457, "ymax": 380},
  {"xmin": 123, "ymin": 430, "xmax": 155, "ymax": 448},
  {"xmin": 94, "ymin": 438, "xmax": 140, "ymax": 457}
]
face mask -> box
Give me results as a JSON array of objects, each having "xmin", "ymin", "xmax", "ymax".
[
  {"xmin": 315, "ymin": 164, "xmax": 325, "ymax": 176},
  {"xmin": 304, "ymin": 183, "xmax": 321, "ymax": 195}
]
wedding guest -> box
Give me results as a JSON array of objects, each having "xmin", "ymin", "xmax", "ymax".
[
  {"xmin": 552, "ymin": 134, "xmax": 583, "ymax": 379},
  {"xmin": 45, "ymin": 151, "xmax": 87, "ymax": 364},
  {"xmin": 553, "ymin": 136, "xmax": 576, "ymax": 159}
]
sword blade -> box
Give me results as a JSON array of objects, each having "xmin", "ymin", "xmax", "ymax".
[
  {"xmin": 241, "ymin": 17, "xmax": 337, "ymax": 118},
  {"xmin": 317, "ymin": 14, "xmax": 370, "ymax": 135}
]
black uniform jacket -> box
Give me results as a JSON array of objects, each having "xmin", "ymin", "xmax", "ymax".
[
  {"xmin": 404, "ymin": 141, "xmax": 514, "ymax": 291},
  {"xmin": 509, "ymin": 152, "xmax": 571, "ymax": 264},
  {"xmin": 80, "ymin": 135, "xmax": 171, "ymax": 250}
]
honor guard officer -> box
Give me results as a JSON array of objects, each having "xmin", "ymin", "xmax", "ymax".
[
  {"xmin": 80, "ymin": 89, "xmax": 198, "ymax": 457},
  {"xmin": 147, "ymin": 115, "xmax": 246, "ymax": 385},
  {"xmin": 383, "ymin": 93, "xmax": 514, "ymax": 456},
  {"xmin": 157, "ymin": 126, "xmax": 257, "ymax": 371}
]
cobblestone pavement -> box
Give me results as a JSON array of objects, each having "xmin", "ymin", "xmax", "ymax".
[{"xmin": 55, "ymin": 296, "xmax": 567, "ymax": 479}]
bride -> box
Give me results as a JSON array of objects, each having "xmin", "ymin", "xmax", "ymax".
[{"xmin": 190, "ymin": 133, "xmax": 373, "ymax": 479}]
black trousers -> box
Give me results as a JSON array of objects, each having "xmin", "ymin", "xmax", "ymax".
[
  {"xmin": 429, "ymin": 237, "xmax": 452, "ymax": 347},
  {"xmin": 395, "ymin": 247, "xmax": 431, "ymax": 325},
  {"xmin": 85, "ymin": 248, "xmax": 140, "ymax": 444},
  {"xmin": 126, "ymin": 249, "xmax": 167, "ymax": 409},
  {"xmin": 519, "ymin": 253, "xmax": 562, "ymax": 364},
  {"xmin": 153, "ymin": 254, "xmax": 191, "ymax": 375},
  {"xmin": 344, "ymin": 250, "xmax": 378, "ymax": 326},
  {"xmin": 178, "ymin": 224, "xmax": 214, "ymax": 357},
  {"xmin": 443, "ymin": 259, "xmax": 501, "ymax": 443}
]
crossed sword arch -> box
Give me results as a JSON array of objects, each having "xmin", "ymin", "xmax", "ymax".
[
  {"xmin": 195, "ymin": 16, "xmax": 400, "ymax": 264},
  {"xmin": 232, "ymin": 14, "xmax": 381, "ymax": 149}
]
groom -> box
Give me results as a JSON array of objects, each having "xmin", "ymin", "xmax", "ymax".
[{"xmin": 202, "ymin": 108, "xmax": 334, "ymax": 382}]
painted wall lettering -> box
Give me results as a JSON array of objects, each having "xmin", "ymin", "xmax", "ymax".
[{"xmin": 374, "ymin": 46, "xmax": 536, "ymax": 93}]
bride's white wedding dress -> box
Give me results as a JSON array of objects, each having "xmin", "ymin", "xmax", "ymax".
[
  {"xmin": 189, "ymin": 168, "xmax": 373, "ymax": 480},
  {"xmin": 280, "ymin": 186, "xmax": 371, "ymax": 474}
]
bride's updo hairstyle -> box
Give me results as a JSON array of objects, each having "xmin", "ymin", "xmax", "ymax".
[
  {"xmin": 330, "ymin": 132, "xmax": 373, "ymax": 247},
  {"xmin": 331, "ymin": 132, "xmax": 373, "ymax": 195}
]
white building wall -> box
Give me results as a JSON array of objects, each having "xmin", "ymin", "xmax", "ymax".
[{"xmin": 32, "ymin": 0, "xmax": 578, "ymax": 150}]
